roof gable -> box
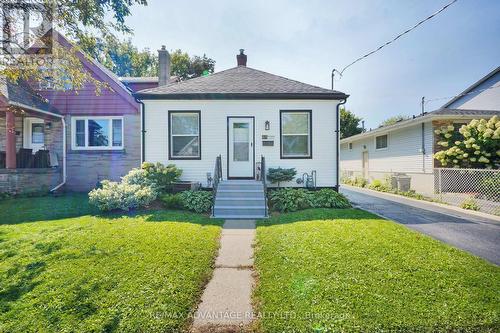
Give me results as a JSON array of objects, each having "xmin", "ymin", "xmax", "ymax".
[{"xmin": 135, "ymin": 66, "xmax": 347, "ymax": 100}]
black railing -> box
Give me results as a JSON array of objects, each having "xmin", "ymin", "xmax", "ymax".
[
  {"xmin": 212, "ymin": 155, "xmax": 223, "ymax": 215},
  {"xmin": 261, "ymin": 155, "xmax": 268, "ymax": 217}
]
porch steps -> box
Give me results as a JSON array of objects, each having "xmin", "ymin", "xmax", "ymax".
[{"xmin": 213, "ymin": 180, "xmax": 268, "ymax": 219}]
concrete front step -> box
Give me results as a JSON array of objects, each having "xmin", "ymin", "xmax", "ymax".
[
  {"xmin": 214, "ymin": 207, "xmax": 266, "ymax": 217},
  {"xmin": 216, "ymin": 190, "xmax": 265, "ymax": 199},
  {"xmin": 213, "ymin": 214, "xmax": 267, "ymax": 219},
  {"xmin": 218, "ymin": 184, "xmax": 264, "ymax": 191},
  {"xmin": 215, "ymin": 198, "xmax": 266, "ymax": 207}
]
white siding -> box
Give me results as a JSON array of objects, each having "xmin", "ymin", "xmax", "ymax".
[
  {"xmin": 340, "ymin": 121, "xmax": 434, "ymax": 174},
  {"xmin": 144, "ymin": 99, "xmax": 340, "ymax": 187}
]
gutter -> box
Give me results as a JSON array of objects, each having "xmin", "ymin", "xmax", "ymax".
[
  {"xmin": 8, "ymin": 102, "xmax": 68, "ymax": 193},
  {"xmin": 336, "ymin": 98, "xmax": 347, "ymax": 191}
]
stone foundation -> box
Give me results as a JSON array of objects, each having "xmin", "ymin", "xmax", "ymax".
[{"xmin": 0, "ymin": 168, "xmax": 62, "ymax": 194}]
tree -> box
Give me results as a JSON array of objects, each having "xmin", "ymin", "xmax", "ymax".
[
  {"xmin": 340, "ymin": 108, "xmax": 363, "ymax": 139},
  {"xmin": 170, "ymin": 49, "xmax": 215, "ymax": 80},
  {"xmin": 379, "ymin": 114, "xmax": 410, "ymax": 127},
  {"xmin": 434, "ymin": 116, "xmax": 500, "ymax": 169},
  {"xmin": 1, "ymin": 0, "xmax": 148, "ymax": 92}
]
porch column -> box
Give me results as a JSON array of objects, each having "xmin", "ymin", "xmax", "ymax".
[{"xmin": 5, "ymin": 110, "xmax": 16, "ymax": 169}]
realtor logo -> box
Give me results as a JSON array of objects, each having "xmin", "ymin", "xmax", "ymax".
[{"xmin": 1, "ymin": 0, "xmax": 53, "ymax": 56}]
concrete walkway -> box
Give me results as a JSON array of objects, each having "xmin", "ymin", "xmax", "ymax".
[
  {"xmin": 191, "ymin": 220, "xmax": 255, "ymax": 332},
  {"xmin": 341, "ymin": 186, "xmax": 500, "ymax": 265}
]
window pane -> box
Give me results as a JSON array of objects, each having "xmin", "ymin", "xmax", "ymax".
[
  {"xmin": 282, "ymin": 113, "xmax": 309, "ymax": 134},
  {"xmin": 88, "ymin": 119, "xmax": 110, "ymax": 147},
  {"xmin": 31, "ymin": 123, "xmax": 44, "ymax": 144},
  {"xmin": 172, "ymin": 136, "xmax": 199, "ymax": 157},
  {"xmin": 233, "ymin": 142, "xmax": 249, "ymax": 161},
  {"xmin": 283, "ymin": 135, "xmax": 309, "ymax": 156},
  {"xmin": 376, "ymin": 135, "xmax": 388, "ymax": 149},
  {"xmin": 75, "ymin": 120, "xmax": 85, "ymax": 147},
  {"xmin": 171, "ymin": 113, "xmax": 199, "ymax": 135},
  {"xmin": 112, "ymin": 119, "xmax": 123, "ymax": 147},
  {"xmin": 233, "ymin": 122, "xmax": 249, "ymax": 142}
]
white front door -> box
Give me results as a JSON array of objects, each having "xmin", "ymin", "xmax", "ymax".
[
  {"xmin": 228, "ymin": 117, "xmax": 254, "ymax": 179},
  {"xmin": 24, "ymin": 118, "xmax": 45, "ymax": 152}
]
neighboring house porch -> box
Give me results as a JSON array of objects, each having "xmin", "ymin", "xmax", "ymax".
[{"xmin": 0, "ymin": 79, "xmax": 65, "ymax": 194}]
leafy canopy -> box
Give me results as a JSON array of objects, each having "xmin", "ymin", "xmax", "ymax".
[
  {"xmin": 1, "ymin": 0, "xmax": 148, "ymax": 91},
  {"xmin": 340, "ymin": 108, "xmax": 363, "ymax": 139},
  {"xmin": 379, "ymin": 114, "xmax": 411, "ymax": 127}
]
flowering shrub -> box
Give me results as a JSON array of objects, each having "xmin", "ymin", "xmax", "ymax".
[
  {"xmin": 89, "ymin": 180, "xmax": 157, "ymax": 211},
  {"xmin": 434, "ymin": 116, "xmax": 500, "ymax": 168},
  {"xmin": 122, "ymin": 162, "xmax": 182, "ymax": 192}
]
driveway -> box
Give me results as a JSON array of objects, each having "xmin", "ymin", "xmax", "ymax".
[{"xmin": 340, "ymin": 186, "xmax": 500, "ymax": 265}]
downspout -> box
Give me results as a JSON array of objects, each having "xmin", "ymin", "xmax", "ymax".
[
  {"xmin": 50, "ymin": 117, "xmax": 66, "ymax": 192},
  {"xmin": 135, "ymin": 98, "xmax": 146, "ymax": 163},
  {"xmin": 421, "ymin": 96, "xmax": 426, "ymax": 173},
  {"xmin": 335, "ymin": 98, "xmax": 347, "ymax": 191}
]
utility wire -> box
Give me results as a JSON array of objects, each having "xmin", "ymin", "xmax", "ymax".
[
  {"xmin": 336, "ymin": 0, "xmax": 458, "ymax": 77},
  {"xmin": 424, "ymin": 85, "xmax": 500, "ymax": 104}
]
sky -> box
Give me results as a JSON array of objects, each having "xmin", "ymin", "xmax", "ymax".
[{"xmin": 121, "ymin": 0, "xmax": 500, "ymax": 129}]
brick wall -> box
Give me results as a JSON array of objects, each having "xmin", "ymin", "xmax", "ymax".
[
  {"xmin": 64, "ymin": 114, "xmax": 141, "ymax": 191},
  {"xmin": 0, "ymin": 168, "xmax": 61, "ymax": 194}
]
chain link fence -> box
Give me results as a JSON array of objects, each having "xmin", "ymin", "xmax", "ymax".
[
  {"xmin": 341, "ymin": 168, "xmax": 500, "ymax": 216},
  {"xmin": 434, "ymin": 168, "xmax": 500, "ymax": 216}
]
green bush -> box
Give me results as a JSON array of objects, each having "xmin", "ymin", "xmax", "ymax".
[
  {"xmin": 269, "ymin": 188, "xmax": 351, "ymax": 213},
  {"xmin": 460, "ymin": 197, "xmax": 480, "ymax": 211},
  {"xmin": 267, "ymin": 167, "xmax": 297, "ymax": 187},
  {"xmin": 160, "ymin": 193, "xmax": 184, "ymax": 210},
  {"xmin": 343, "ymin": 176, "xmax": 368, "ymax": 188},
  {"xmin": 305, "ymin": 189, "xmax": 351, "ymax": 209},
  {"xmin": 368, "ymin": 179, "xmax": 390, "ymax": 191},
  {"xmin": 178, "ymin": 190, "xmax": 213, "ymax": 213},
  {"xmin": 89, "ymin": 180, "xmax": 157, "ymax": 211},
  {"xmin": 122, "ymin": 162, "xmax": 182, "ymax": 193}
]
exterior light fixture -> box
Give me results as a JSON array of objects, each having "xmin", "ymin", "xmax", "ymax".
[
  {"xmin": 265, "ymin": 120, "xmax": 270, "ymax": 131},
  {"xmin": 45, "ymin": 122, "xmax": 52, "ymax": 130}
]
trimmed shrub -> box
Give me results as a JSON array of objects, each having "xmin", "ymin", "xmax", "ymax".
[
  {"xmin": 269, "ymin": 188, "xmax": 351, "ymax": 213},
  {"xmin": 160, "ymin": 193, "xmax": 184, "ymax": 210},
  {"xmin": 123, "ymin": 162, "xmax": 182, "ymax": 193},
  {"xmin": 178, "ymin": 190, "xmax": 213, "ymax": 213},
  {"xmin": 368, "ymin": 179, "xmax": 390, "ymax": 191},
  {"xmin": 89, "ymin": 180, "xmax": 157, "ymax": 211},
  {"xmin": 267, "ymin": 168, "xmax": 297, "ymax": 187}
]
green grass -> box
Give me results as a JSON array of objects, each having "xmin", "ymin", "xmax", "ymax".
[
  {"xmin": 254, "ymin": 209, "xmax": 500, "ymax": 332},
  {"xmin": 0, "ymin": 194, "xmax": 223, "ymax": 332}
]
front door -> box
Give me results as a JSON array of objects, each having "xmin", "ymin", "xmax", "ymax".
[
  {"xmin": 228, "ymin": 117, "xmax": 254, "ymax": 179},
  {"xmin": 24, "ymin": 118, "xmax": 45, "ymax": 152}
]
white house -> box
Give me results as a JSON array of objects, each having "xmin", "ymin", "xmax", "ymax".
[
  {"xmin": 340, "ymin": 66, "xmax": 500, "ymax": 195},
  {"xmin": 135, "ymin": 50, "xmax": 348, "ymax": 218}
]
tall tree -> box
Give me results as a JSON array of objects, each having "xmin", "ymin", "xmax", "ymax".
[
  {"xmin": 340, "ymin": 108, "xmax": 363, "ymax": 139},
  {"xmin": 379, "ymin": 115, "xmax": 411, "ymax": 127},
  {"xmin": 1, "ymin": 0, "xmax": 148, "ymax": 92}
]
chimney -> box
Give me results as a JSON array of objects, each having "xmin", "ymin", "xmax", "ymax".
[
  {"xmin": 158, "ymin": 45, "xmax": 170, "ymax": 86},
  {"xmin": 237, "ymin": 49, "xmax": 247, "ymax": 66}
]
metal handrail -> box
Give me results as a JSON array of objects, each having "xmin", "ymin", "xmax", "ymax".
[
  {"xmin": 261, "ymin": 155, "xmax": 268, "ymax": 217},
  {"xmin": 212, "ymin": 155, "xmax": 223, "ymax": 215}
]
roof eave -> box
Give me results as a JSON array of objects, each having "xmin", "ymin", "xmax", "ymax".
[{"xmin": 134, "ymin": 92, "xmax": 349, "ymax": 100}]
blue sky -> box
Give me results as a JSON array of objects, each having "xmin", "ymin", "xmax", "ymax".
[{"xmin": 123, "ymin": 0, "xmax": 499, "ymax": 129}]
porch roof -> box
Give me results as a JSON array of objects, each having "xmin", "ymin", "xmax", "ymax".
[{"xmin": 0, "ymin": 78, "xmax": 62, "ymax": 118}]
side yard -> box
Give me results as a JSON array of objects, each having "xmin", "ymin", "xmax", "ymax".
[
  {"xmin": 0, "ymin": 194, "xmax": 223, "ymax": 332},
  {"xmin": 254, "ymin": 209, "xmax": 500, "ymax": 332}
]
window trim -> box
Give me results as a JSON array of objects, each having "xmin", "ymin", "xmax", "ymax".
[
  {"xmin": 280, "ymin": 110, "xmax": 312, "ymax": 159},
  {"xmin": 71, "ymin": 116, "xmax": 124, "ymax": 150},
  {"xmin": 168, "ymin": 110, "xmax": 201, "ymax": 160},
  {"xmin": 374, "ymin": 134, "xmax": 389, "ymax": 150}
]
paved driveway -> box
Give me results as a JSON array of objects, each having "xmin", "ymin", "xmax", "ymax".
[{"xmin": 341, "ymin": 186, "xmax": 500, "ymax": 265}]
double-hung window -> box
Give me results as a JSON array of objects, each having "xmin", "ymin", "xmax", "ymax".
[
  {"xmin": 375, "ymin": 134, "xmax": 388, "ymax": 150},
  {"xmin": 280, "ymin": 110, "xmax": 312, "ymax": 158},
  {"xmin": 72, "ymin": 117, "xmax": 123, "ymax": 150},
  {"xmin": 169, "ymin": 111, "xmax": 201, "ymax": 159}
]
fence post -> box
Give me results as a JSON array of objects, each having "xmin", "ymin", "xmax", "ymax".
[{"xmin": 437, "ymin": 168, "xmax": 442, "ymax": 195}]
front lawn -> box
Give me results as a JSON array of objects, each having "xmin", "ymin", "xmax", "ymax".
[
  {"xmin": 254, "ymin": 209, "xmax": 500, "ymax": 332},
  {"xmin": 0, "ymin": 194, "xmax": 222, "ymax": 332}
]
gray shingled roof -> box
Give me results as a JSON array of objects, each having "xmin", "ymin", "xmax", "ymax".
[
  {"xmin": 431, "ymin": 108, "xmax": 500, "ymax": 116},
  {"xmin": 0, "ymin": 78, "xmax": 61, "ymax": 115},
  {"xmin": 134, "ymin": 66, "xmax": 347, "ymax": 100}
]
